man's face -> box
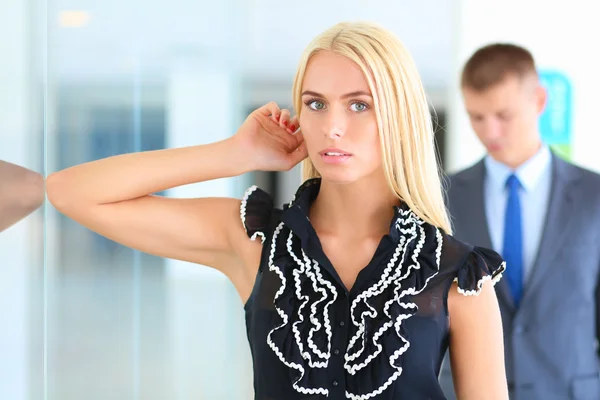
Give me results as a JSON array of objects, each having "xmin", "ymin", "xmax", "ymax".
[{"xmin": 462, "ymin": 74, "xmax": 546, "ymax": 168}]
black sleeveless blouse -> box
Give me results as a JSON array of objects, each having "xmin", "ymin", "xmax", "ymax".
[{"xmin": 240, "ymin": 178, "xmax": 505, "ymax": 400}]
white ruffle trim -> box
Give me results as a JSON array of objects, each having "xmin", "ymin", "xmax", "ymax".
[
  {"xmin": 265, "ymin": 207, "xmax": 444, "ymax": 399},
  {"xmin": 343, "ymin": 211, "xmax": 443, "ymax": 400},
  {"xmin": 453, "ymin": 261, "xmax": 506, "ymax": 296},
  {"xmin": 240, "ymin": 185, "xmax": 266, "ymax": 244},
  {"xmin": 266, "ymin": 222, "xmax": 331, "ymax": 396}
]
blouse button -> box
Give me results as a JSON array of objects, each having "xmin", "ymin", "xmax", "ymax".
[
  {"xmin": 339, "ymin": 321, "xmax": 345, "ymax": 327},
  {"xmin": 332, "ymin": 380, "xmax": 339, "ymax": 387},
  {"xmin": 333, "ymin": 348, "xmax": 340, "ymax": 356}
]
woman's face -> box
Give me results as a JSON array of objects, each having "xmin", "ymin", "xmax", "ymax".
[{"xmin": 299, "ymin": 51, "xmax": 383, "ymax": 184}]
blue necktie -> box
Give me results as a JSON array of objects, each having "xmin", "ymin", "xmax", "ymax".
[{"xmin": 503, "ymin": 174, "xmax": 523, "ymax": 306}]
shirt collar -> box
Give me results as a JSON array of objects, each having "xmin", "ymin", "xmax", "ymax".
[
  {"xmin": 281, "ymin": 177, "xmax": 409, "ymax": 244},
  {"xmin": 484, "ymin": 145, "xmax": 552, "ymax": 192}
]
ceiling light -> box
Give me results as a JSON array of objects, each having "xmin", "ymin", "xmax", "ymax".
[{"xmin": 58, "ymin": 10, "xmax": 90, "ymax": 28}]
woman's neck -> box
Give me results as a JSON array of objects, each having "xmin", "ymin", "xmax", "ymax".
[{"xmin": 309, "ymin": 175, "xmax": 400, "ymax": 238}]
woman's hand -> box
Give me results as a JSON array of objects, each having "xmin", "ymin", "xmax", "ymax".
[{"xmin": 234, "ymin": 102, "xmax": 308, "ymax": 172}]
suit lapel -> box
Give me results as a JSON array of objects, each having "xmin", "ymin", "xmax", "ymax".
[
  {"xmin": 520, "ymin": 155, "xmax": 577, "ymax": 305},
  {"xmin": 455, "ymin": 161, "xmax": 515, "ymax": 311}
]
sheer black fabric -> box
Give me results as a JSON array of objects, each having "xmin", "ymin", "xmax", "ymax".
[{"xmin": 241, "ymin": 178, "xmax": 505, "ymax": 400}]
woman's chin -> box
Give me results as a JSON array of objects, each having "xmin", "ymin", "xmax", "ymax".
[
  {"xmin": 315, "ymin": 168, "xmax": 362, "ymax": 185},
  {"xmin": 314, "ymin": 162, "xmax": 384, "ymax": 186}
]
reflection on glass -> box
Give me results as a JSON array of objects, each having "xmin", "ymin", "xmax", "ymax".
[{"xmin": 0, "ymin": 161, "xmax": 44, "ymax": 233}]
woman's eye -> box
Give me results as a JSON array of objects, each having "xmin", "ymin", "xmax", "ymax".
[
  {"xmin": 309, "ymin": 101, "xmax": 325, "ymax": 110},
  {"xmin": 350, "ymin": 102, "xmax": 367, "ymax": 112}
]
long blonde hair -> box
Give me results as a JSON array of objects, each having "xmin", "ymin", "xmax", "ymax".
[{"xmin": 291, "ymin": 21, "xmax": 452, "ymax": 234}]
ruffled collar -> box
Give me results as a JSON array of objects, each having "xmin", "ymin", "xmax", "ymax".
[{"xmin": 281, "ymin": 177, "xmax": 421, "ymax": 246}]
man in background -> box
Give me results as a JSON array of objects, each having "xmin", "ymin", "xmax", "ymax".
[{"xmin": 439, "ymin": 43, "xmax": 600, "ymax": 399}]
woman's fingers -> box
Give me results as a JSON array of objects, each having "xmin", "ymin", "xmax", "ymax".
[
  {"xmin": 291, "ymin": 129, "xmax": 305, "ymax": 151},
  {"xmin": 256, "ymin": 101, "xmax": 281, "ymax": 122},
  {"xmin": 288, "ymin": 140, "xmax": 308, "ymax": 167},
  {"xmin": 279, "ymin": 109, "xmax": 291, "ymax": 129},
  {"xmin": 287, "ymin": 115, "xmax": 299, "ymax": 134}
]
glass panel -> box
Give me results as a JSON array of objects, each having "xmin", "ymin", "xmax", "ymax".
[
  {"xmin": 0, "ymin": 0, "xmax": 45, "ymax": 399},
  {"xmin": 44, "ymin": 1, "xmax": 253, "ymax": 399},
  {"xmin": 19, "ymin": 2, "xmax": 453, "ymax": 399}
]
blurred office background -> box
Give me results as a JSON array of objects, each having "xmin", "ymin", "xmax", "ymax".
[{"xmin": 0, "ymin": 0, "xmax": 598, "ymax": 399}]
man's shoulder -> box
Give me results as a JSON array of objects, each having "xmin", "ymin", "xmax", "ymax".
[
  {"xmin": 571, "ymin": 162, "xmax": 600, "ymax": 182},
  {"xmin": 446, "ymin": 159, "xmax": 485, "ymax": 186},
  {"xmin": 552, "ymin": 157, "xmax": 600, "ymax": 211},
  {"xmin": 556, "ymin": 156, "xmax": 600, "ymax": 185}
]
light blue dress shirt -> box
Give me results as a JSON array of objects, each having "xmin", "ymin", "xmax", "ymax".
[{"xmin": 484, "ymin": 145, "xmax": 553, "ymax": 284}]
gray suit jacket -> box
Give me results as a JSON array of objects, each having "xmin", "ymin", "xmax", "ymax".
[{"xmin": 439, "ymin": 153, "xmax": 600, "ymax": 400}]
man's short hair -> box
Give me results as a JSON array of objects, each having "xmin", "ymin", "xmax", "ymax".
[{"xmin": 461, "ymin": 43, "xmax": 538, "ymax": 91}]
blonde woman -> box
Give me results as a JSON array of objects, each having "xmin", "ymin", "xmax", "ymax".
[{"xmin": 47, "ymin": 22, "xmax": 508, "ymax": 399}]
